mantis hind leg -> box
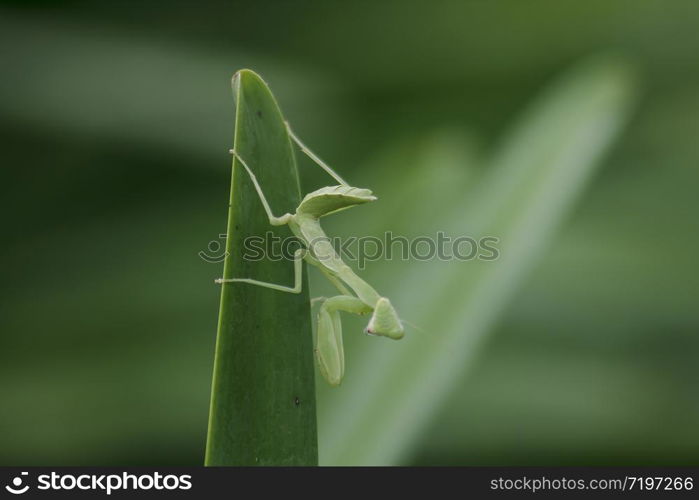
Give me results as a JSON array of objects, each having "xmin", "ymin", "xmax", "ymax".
[
  {"xmin": 229, "ymin": 149, "xmax": 292, "ymax": 226},
  {"xmin": 315, "ymin": 295, "xmax": 372, "ymax": 386},
  {"xmin": 285, "ymin": 122, "xmax": 348, "ymax": 186}
]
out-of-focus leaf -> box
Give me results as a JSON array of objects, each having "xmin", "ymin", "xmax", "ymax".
[
  {"xmin": 0, "ymin": 14, "xmax": 337, "ymax": 164},
  {"xmin": 318, "ymin": 55, "xmax": 638, "ymax": 465}
]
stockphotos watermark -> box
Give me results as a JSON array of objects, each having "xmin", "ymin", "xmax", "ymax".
[
  {"xmin": 199, "ymin": 231, "xmax": 500, "ymax": 269},
  {"xmin": 4, "ymin": 471, "xmax": 192, "ymax": 495}
]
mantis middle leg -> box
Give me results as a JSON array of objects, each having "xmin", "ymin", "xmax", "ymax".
[{"xmin": 216, "ymin": 248, "xmax": 306, "ymax": 293}]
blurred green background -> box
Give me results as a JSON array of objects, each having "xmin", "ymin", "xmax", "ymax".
[{"xmin": 1, "ymin": 1, "xmax": 698, "ymax": 465}]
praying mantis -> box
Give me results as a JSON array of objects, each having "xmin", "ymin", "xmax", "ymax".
[{"xmin": 216, "ymin": 124, "xmax": 404, "ymax": 386}]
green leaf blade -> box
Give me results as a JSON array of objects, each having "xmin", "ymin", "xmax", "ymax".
[{"xmin": 205, "ymin": 70, "xmax": 317, "ymax": 466}]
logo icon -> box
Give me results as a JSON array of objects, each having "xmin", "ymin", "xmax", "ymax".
[
  {"xmin": 199, "ymin": 233, "xmax": 229, "ymax": 263},
  {"xmin": 5, "ymin": 472, "xmax": 29, "ymax": 495}
]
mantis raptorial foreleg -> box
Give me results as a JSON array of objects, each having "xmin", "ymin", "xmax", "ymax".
[
  {"xmin": 315, "ymin": 295, "xmax": 372, "ymax": 386},
  {"xmin": 216, "ymin": 248, "xmax": 306, "ymax": 294}
]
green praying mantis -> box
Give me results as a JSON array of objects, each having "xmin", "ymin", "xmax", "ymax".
[{"xmin": 216, "ymin": 124, "xmax": 404, "ymax": 386}]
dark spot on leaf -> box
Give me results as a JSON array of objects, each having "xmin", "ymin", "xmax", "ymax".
[{"xmin": 257, "ymin": 110, "xmax": 262, "ymax": 118}]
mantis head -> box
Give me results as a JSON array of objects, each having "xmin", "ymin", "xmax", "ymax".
[
  {"xmin": 366, "ymin": 298, "xmax": 404, "ymax": 340},
  {"xmin": 296, "ymin": 185, "xmax": 376, "ymax": 218}
]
